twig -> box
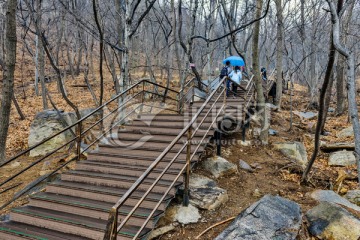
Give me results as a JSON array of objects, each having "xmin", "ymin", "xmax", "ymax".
[{"xmin": 195, "ymin": 217, "xmax": 235, "ymax": 239}]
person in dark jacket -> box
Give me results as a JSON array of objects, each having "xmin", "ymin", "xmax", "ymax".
[{"xmin": 261, "ymin": 67, "xmax": 267, "ymax": 81}]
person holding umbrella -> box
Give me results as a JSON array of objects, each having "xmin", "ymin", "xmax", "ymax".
[
  {"xmin": 222, "ymin": 56, "xmax": 245, "ymax": 97},
  {"xmin": 228, "ymin": 66, "xmax": 242, "ymax": 97}
]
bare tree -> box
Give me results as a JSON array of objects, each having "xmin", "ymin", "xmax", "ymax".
[
  {"xmin": 252, "ymin": 0, "xmax": 268, "ymax": 144},
  {"xmin": 326, "ymin": 0, "xmax": 360, "ymax": 185},
  {"xmin": 0, "ymin": 0, "xmax": 17, "ymax": 162},
  {"xmin": 274, "ymin": 0, "xmax": 283, "ymax": 107}
]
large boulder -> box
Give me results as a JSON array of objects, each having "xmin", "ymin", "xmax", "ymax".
[
  {"xmin": 328, "ymin": 150, "xmax": 356, "ymax": 166},
  {"xmin": 180, "ymin": 174, "xmax": 228, "ymax": 210},
  {"xmin": 190, "ymin": 187, "xmax": 228, "ymax": 210},
  {"xmin": 29, "ymin": 110, "xmax": 77, "ymax": 157},
  {"xmin": 310, "ymin": 190, "xmax": 360, "ymax": 212},
  {"xmin": 273, "ymin": 142, "xmax": 308, "ymax": 167},
  {"xmin": 306, "ymin": 202, "xmax": 360, "ymax": 240},
  {"xmin": 173, "ymin": 204, "xmax": 201, "ymax": 225},
  {"xmin": 215, "ymin": 195, "xmax": 302, "ymax": 240},
  {"xmin": 203, "ymin": 156, "xmax": 237, "ymax": 178}
]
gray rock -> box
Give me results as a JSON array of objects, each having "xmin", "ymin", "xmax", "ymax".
[
  {"xmin": 306, "ymin": 202, "xmax": 360, "ymax": 240},
  {"xmin": 337, "ymin": 126, "xmax": 354, "ymax": 138},
  {"xmin": 344, "ymin": 190, "xmax": 360, "ymax": 206},
  {"xmin": 180, "ymin": 174, "xmax": 228, "ymax": 210},
  {"xmin": 328, "ymin": 107, "xmax": 335, "ymax": 113},
  {"xmin": 173, "ymin": 204, "xmax": 201, "ymax": 224},
  {"xmin": 268, "ymin": 128, "xmax": 278, "ymax": 136},
  {"xmin": 329, "ymin": 150, "xmax": 356, "ymax": 166},
  {"xmin": 266, "ymin": 103, "xmax": 278, "ymax": 110},
  {"xmin": 215, "ymin": 195, "xmax": 302, "ymax": 240},
  {"xmin": 28, "ymin": 110, "xmax": 77, "ymax": 157},
  {"xmin": 189, "ymin": 174, "xmax": 216, "ymax": 188},
  {"xmin": 203, "ymin": 156, "xmax": 237, "ymax": 178},
  {"xmin": 273, "ymin": 142, "xmax": 308, "ymax": 167},
  {"xmin": 310, "ymin": 190, "xmax": 360, "ymax": 212},
  {"xmin": 193, "ymin": 88, "xmax": 207, "ymax": 102},
  {"xmin": 293, "ymin": 111, "xmax": 317, "ymax": 120},
  {"xmin": 238, "ymin": 160, "xmax": 254, "ymax": 173},
  {"xmin": 190, "ymin": 187, "xmax": 228, "ymax": 210}
]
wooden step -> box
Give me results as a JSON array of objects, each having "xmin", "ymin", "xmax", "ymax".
[
  {"xmin": 129, "ymin": 119, "xmax": 214, "ymax": 130},
  {"xmin": 28, "ymin": 192, "xmax": 163, "ymax": 228},
  {"xmin": 120, "ymin": 125, "xmax": 214, "ymax": 137},
  {"xmin": 47, "ymin": 181, "xmax": 172, "ymax": 211},
  {"xmin": 75, "ymin": 161, "xmax": 180, "ymax": 181},
  {"xmin": 10, "ymin": 206, "xmax": 150, "ymax": 240},
  {"xmin": 137, "ymin": 114, "xmax": 213, "ymax": 123},
  {"xmin": 117, "ymin": 132, "xmax": 209, "ymax": 144},
  {"xmin": 61, "ymin": 170, "xmax": 182, "ymax": 194},
  {"xmin": 0, "ymin": 221, "xmax": 91, "ymax": 240},
  {"xmin": 86, "ymin": 152, "xmax": 198, "ymax": 169},
  {"xmin": 98, "ymin": 141, "xmax": 205, "ymax": 154}
]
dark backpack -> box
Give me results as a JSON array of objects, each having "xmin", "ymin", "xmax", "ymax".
[{"xmin": 219, "ymin": 66, "xmax": 228, "ymax": 79}]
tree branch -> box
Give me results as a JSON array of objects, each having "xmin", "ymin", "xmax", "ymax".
[{"xmin": 191, "ymin": 0, "xmax": 271, "ymax": 43}]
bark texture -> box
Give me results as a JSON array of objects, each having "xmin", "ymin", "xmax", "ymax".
[{"xmin": 0, "ymin": 0, "xmax": 17, "ymax": 162}]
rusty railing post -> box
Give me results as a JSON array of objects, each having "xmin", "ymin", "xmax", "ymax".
[
  {"xmin": 191, "ymin": 80, "xmax": 195, "ymax": 104},
  {"xmin": 103, "ymin": 208, "xmax": 118, "ymax": 240},
  {"xmin": 138, "ymin": 81, "xmax": 145, "ymax": 118},
  {"xmin": 76, "ymin": 122, "xmax": 82, "ymax": 161},
  {"xmin": 183, "ymin": 125, "xmax": 192, "ymax": 206}
]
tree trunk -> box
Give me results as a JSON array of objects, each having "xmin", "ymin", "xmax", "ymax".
[
  {"xmin": 0, "ymin": 0, "xmax": 17, "ymax": 163},
  {"xmin": 36, "ymin": 0, "xmax": 48, "ymax": 110},
  {"xmin": 252, "ymin": 0, "xmax": 267, "ymax": 144},
  {"xmin": 275, "ymin": 0, "xmax": 283, "ymax": 108},
  {"xmin": 326, "ymin": 0, "xmax": 360, "ymax": 186},
  {"xmin": 336, "ymin": 0, "xmax": 354, "ymax": 116},
  {"xmin": 92, "ymin": 0, "xmax": 104, "ymax": 105},
  {"xmin": 336, "ymin": 57, "xmax": 346, "ymax": 115},
  {"xmin": 302, "ymin": 0, "xmax": 344, "ymax": 182},
  {"xmin": 12, "ymin": 95, "xmax": 25, "ymax": 120}
]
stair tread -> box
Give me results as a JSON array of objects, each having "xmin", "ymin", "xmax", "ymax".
[
  {"xmin": 30, "ymin": 192, "xmax": 162, "ymax": 218},
  {"xmin": 86, "ymin": 152, "xmax": 200, "ymax": 164},
  {"xmin": 119, "ymin": 126, "xmax": 212, "ymax": 136},
  {"xmin": 48, "ymin": 181, "xmax": 173, "ymax": 202},
  {"xmin": 128, "ymin": 121, "xmax": 214, "ymax": 129},
  {"xmin": 117, "ymin": 133, "xmax": 207, "ymax": 142},
  {"xmin": 99, "ymin": 141, "xmax": 204, "ymax": 152},
  {"xmin": 91, "ymin": 146, "xmax": 204, "ymax": 158},
  {"xmin": 10, "ymin": 206, "xmax": 150, "ymax": 237},
  {"xmin": 63, "ymin": 170, "xmax": 182, "ymax": 186},
  {"xmin": 77, "ymin": 161, "xmax": 180, "ymax": 174},
  {"xmin": 0, "ymin": 221, "xmax": 91, "ymax": 240}
]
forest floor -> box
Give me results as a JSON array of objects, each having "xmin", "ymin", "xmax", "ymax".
[{"xmin": 0, "ymin": 67, "xmax": 359, "ymax": 239}]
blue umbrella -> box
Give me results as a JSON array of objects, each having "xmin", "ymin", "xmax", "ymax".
[{"xmin": 222, "ymin": 56, "xmax": 245, "ymax": 66}]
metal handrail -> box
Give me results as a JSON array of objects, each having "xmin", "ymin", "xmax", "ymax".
[
  {"xmin": 115, "ymin": 88, "xmax": 226, "ymax": 234},
  {"xmin": 103, "ymin": 77, "xmax": 227, "ymax": 239},
  {"xmin": 0, "ymin": 79, "xmax": 180, "ymax": 210},
  {"xmin": 0, "ymin": 79, "xmax": 178, "ymax": 169},
  {"xmin": 132, "ymin": 104, "xmax": 226, "ymax": 239}
]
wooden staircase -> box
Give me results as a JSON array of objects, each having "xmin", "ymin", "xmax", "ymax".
[{"xmin": 0, "ymin": 79, "xmax": 257, "ymax": 240}]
